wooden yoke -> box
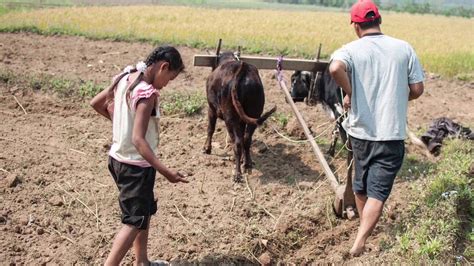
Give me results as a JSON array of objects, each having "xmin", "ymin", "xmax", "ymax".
[{"xmin": 194, "ymin": 54, "xmax": 328, "ymax": 72}]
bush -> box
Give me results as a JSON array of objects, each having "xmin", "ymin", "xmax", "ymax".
[
  {"xmin": 161, "ymin": 92, "xmax": 206, "ymax": 116},
  {"xmin": 393, "ymin": 139, "xmax": 473, "ymax": 262}
]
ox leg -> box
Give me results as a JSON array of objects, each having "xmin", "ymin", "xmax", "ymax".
[
  {"xmin": 243, "ymin": 124, "xmax": 257, "ymax": 173},
  {"xmin": 203, "ymin": 106, "xmax": 217, "ymax": 154},
  {"xmin": 226, "ymin": 120, "xmax": 244, "ymax": 183},
  {"xmin": 328, "ymin": 124, "xmax": 339, "ymax": 157}
]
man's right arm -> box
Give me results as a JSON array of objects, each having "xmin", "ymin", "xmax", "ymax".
[
  {"xmin": 408, "ymin": 82, "xmax": 424, "ymax": 100},
  {"xmin": 329, "ymin": 60, "xmax": 352, "ymax": 96}
]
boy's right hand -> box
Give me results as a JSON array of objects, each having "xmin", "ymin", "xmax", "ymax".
[{"xmin": 166, "ymin": 171, "xmax": 189, "ymax": 183}]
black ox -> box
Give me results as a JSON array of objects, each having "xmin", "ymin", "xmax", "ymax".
[
  {"xmin": 290, "ymin": 69, "xmax": 348, "ymax": 156},
  {"xmin": 203, "ymin": 52, "xmax": 276, "ymax": 182}
]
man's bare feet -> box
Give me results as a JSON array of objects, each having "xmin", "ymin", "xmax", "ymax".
[{"xmin": 350, "ymin": 243, "xmax": 365, "ymax": 257}]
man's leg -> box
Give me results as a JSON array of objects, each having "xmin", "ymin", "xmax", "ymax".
[
  {"xmin": 350, "ymin": 197, "xmax": 384, "ymax": 256},
  {"xmin": 133, "ymin": 218, "xmax": 150, "ymax": 266},
  {"xmin": 354, "ymin": 192, "xmax": 367, "ymax": 218},
  {"xmin": 105, "ymin": 224, "xmax": 140, "ymax": 266}
]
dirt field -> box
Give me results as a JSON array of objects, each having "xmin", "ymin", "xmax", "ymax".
[{"xmin": 0, "ymin": 33, "xmax": 472, "ymax": 264}]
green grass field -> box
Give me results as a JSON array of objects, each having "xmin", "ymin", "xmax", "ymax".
[{"xmin": 0, "ymin": 5, "xmax": 473, "ymax": 79}]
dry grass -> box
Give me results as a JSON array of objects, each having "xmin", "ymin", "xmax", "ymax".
[{"xmin": 0, "ymin": 5, "xmax": 473, "ymax": 78}]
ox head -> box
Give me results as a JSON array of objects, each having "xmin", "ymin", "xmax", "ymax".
[
  {"xmin": 290, "ymin": 68, "xmax": 344, "ymax": 120},
  {"xmin": 290, "ymin": 71, "xmax": 312, "ymax": 102}
]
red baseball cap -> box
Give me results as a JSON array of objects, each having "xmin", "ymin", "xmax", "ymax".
[{"xmin": 350, "ymin": 0, "xmax": 381, "ymax": 24}]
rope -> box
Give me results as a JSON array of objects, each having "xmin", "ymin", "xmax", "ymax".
[{"xmin": 276, "ymin": 55, "xmax": 284, "ymax": 82}]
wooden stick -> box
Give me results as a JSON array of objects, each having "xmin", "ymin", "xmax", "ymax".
[
  {"xmin": 69, "ymin": 148, "xmax": 86, "ymax": 155},
  {"xmin": 50, "ymin": 227, "xmax": 76, "ymax": 244},
  {"xmin": 0, "ymin": 168, "xmax": 10, "ymax": 173},
  {"xmin": 94, "ymin": 181, "xmax": 109, "ymax": 188},
  {"xmin": 277, "ymin": 76, "xmax": 339, "ymax": 191},
  {"xmin": 262, "ymin": 141, "xmax": 277, "ymax": 155},
  {"xmin": 13, "ymin": 96, "xmax": 27, "ymax": 115},
  {"xmin": 174, "ymin": 204, "xmax": 206, "ymax": 237},
  {"xmin": 247, "ymin": 249, "xmax": 262, "ymax": 264},
  {"xmin": 230, "ymin": 197, "xmax": 236, "ymax": 212},
  {"xmin": 257, "ymin": 204, "xmax": 276, "ymax": 220}
]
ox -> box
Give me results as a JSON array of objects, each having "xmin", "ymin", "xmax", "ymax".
[
  {"xmin": 290, "ymin": 69, "xmax": 348, "ymax": 156},
  {"xmin": 203, "ymin": 52, "xmax": 277, "ymax": 182}
]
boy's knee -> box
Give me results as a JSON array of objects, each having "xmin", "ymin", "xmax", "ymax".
[{"xmin": 122, "ymin": 215, "xmax": 151, "ymax": 230}]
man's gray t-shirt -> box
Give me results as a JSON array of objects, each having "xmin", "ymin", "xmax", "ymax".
[{"xmin": 331, "ymin": 34, "xmax": 424, "ymax": 141}]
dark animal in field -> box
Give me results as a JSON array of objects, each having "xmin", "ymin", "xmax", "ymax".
[
  {"xmin": 203, "ymin": 52, "xmax": 276, "ymax": 182},
  {"xmin": 290, "ymin": 69, "xmax": 347, "ymax": 156}
]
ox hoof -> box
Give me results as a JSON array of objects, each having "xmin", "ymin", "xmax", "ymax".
[
  {"xmin": 202, "ymin": 147, "xmax": 211, "ymax": 154},
  {"xmin": 327, "ymin": 149, "xmax": 335, "ymax": 157},
  {"xmin": 244, "ymin": 167, "xmax": 252, "ymax": 174},
  {"xmin": 233, "ymin": 174, "xmax": 243, "ymax": 183}
]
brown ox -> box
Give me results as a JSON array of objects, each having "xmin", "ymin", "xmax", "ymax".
[{"xmin": 203, "ymin": 52, "xmax": 276, "ymax": 182}]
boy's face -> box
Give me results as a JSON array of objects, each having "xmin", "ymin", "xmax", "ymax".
[{"xmin": 151, "ymin": 62, "xmax": 179, "ymax": 89}]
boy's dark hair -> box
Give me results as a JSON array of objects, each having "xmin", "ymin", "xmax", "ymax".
[
  {"xmin": 145, "ymin": 46, "xmax": 184, "ymax": 72},
  {"xmin": 357, "ymin": 11, "xmax": 381, "ymax": 30},
  {"xmin": 106, "ymin": 46, "xmax": 184, "ymax": 107}
]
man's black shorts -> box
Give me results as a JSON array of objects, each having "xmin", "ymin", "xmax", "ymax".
[
  {"xmin": 108, "ymin": 156, "xmax": 157, "ymax": 230},
  {"xmin": 350, "ymin": 136, "xmax": 405, "ymax": 202}
]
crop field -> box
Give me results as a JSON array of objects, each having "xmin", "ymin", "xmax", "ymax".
[
  {"xmin": 0, "ymin": 5, "xmax": 473, "ymax": 78},
  {"xmin": 0, "ymin": 3, "xmax": 473, "ymax": 265}
]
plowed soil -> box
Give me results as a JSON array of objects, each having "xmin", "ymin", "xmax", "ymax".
[{"xmin": 0, "ymin": 33, "xmax": 472, "ymax": 264}]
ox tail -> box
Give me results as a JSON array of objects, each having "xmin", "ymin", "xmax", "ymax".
[
  {"xmin": 231, "ymin": 62, "xmax": 277, "ymax": 126},
  {"xmin": 256, "ymin": 105, "xmax": 277, "ymax": 125}
]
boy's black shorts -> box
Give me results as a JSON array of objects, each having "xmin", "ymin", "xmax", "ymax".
[
  {"xmin": 350, "ymin": 136, "xmax": 405, "ymax": 202},
  {"xmin": 108, "ymin": 156, "xmax": 157, "ymax": 230}
]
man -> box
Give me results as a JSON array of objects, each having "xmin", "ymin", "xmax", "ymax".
[{"xmin": 329, "ymin": 0, "xmax": 424, "ymax": 256}]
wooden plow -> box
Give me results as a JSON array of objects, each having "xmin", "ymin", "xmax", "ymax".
[{"xmin": 194, "ymin": 40, "xmax": 356, "ymax": 219}]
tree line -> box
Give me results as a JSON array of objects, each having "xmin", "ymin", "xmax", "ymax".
[{"xmin": 263, "ymin": 0, "xmax": 473, "ymax": 18}]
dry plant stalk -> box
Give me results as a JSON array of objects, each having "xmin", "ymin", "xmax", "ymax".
[
  {"xmin": 174, "ymin": 204, "xmax": 206, "ymax": 238},
  {"xmin": 13, "ymin": 95, "xmax": 27, "ymax": 115},
  {"xmin": 0, "ymin": 168, "xmax": 10, "ymax": 173},
  {"xmin": 230, "ymin": 197, "xmax": 236, "ymax": 212},
  {"xmin": 69, "ymin": 148, "xmax": 86, "ymax": 155},
  {"xmin": 56, "ymin": 183, "xmax": 105, "ymax": 225},
  {"xmin": 244, "ymin": 174, "xmax": 254, "ymax": 200}
]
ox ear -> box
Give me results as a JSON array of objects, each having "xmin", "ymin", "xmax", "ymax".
[
  {"xmin": 304, "ymin": 72, "xmax": 312, "ymax": 85},
  {"xmin": 292, "ymin": 70, "xmax": 301, "ymax": 77},
  {"xmin": 291, "ymin": 71, "xmax": 300, "ymax": 82}
]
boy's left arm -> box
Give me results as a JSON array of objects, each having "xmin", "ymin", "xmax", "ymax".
[{"xmin": 90, "ymin": 87, "xmax": 113, "ymax": 121}]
